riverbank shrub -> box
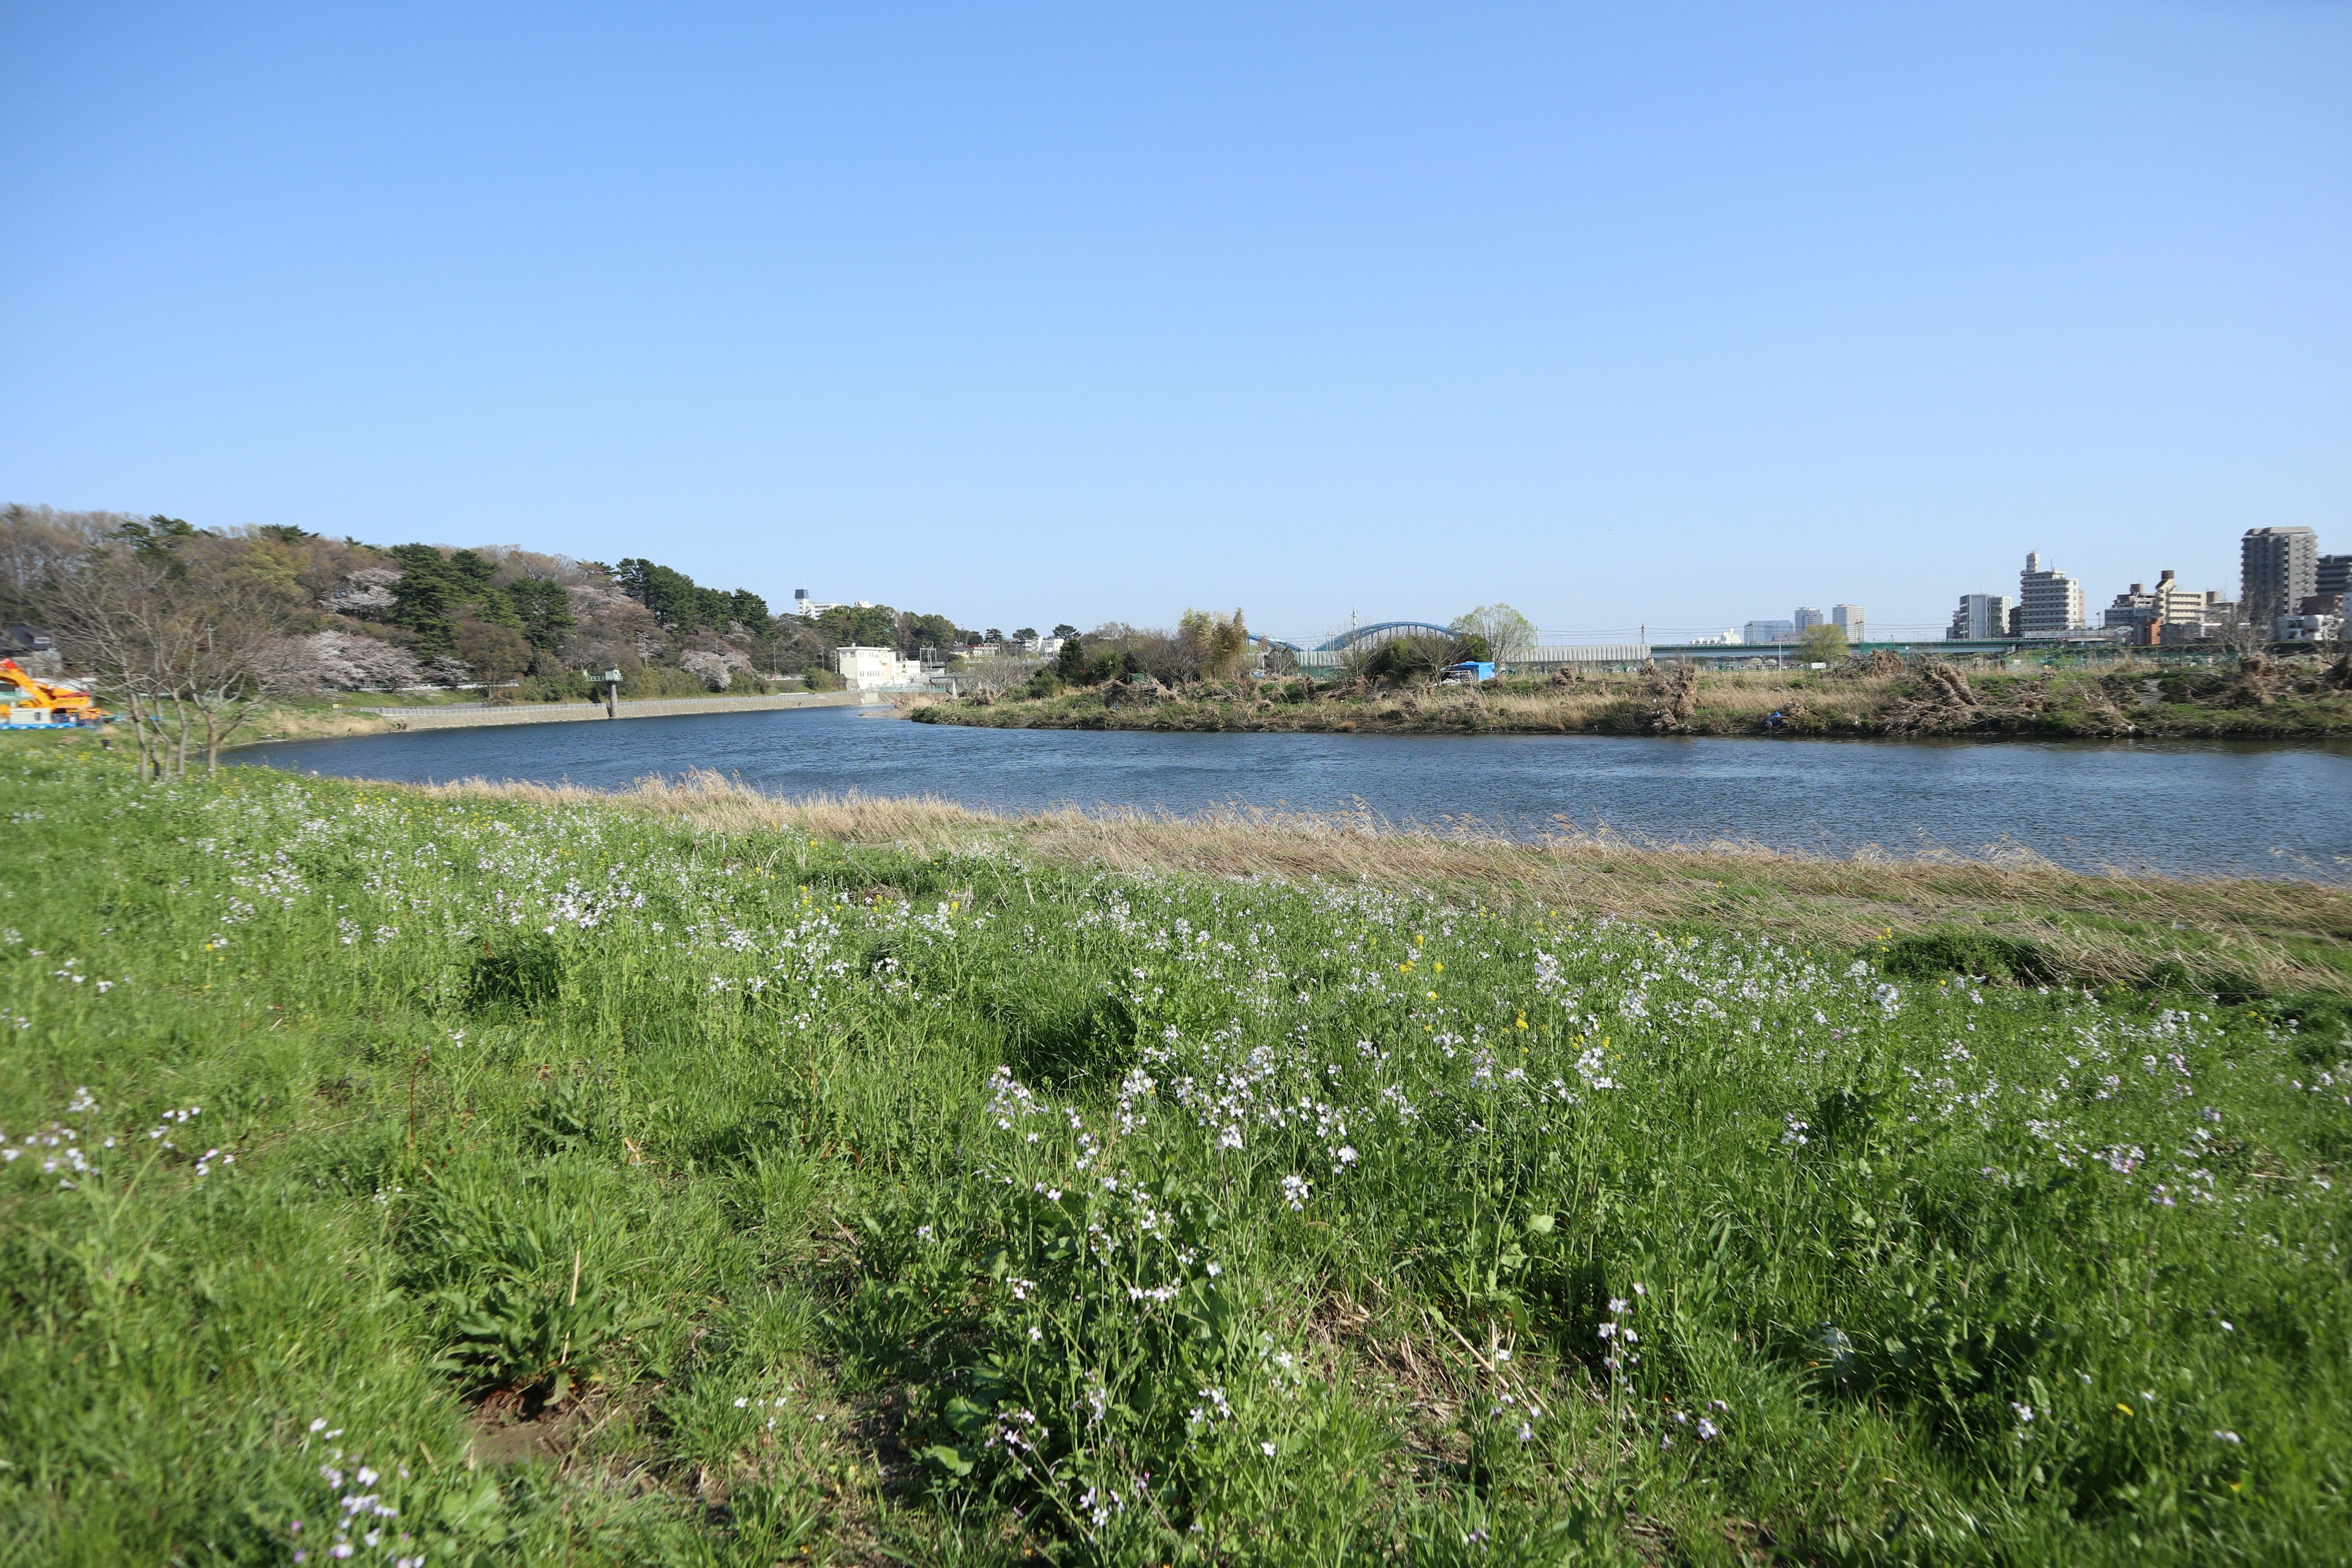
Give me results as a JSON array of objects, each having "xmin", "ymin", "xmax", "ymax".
[
  {"xmin": 4, "ymin": 743, "xmax": 2349, "ymax": 1563},
  {"xmin": 1879, "ymin": 931, "xmax": 2063, "ymax": 986}
]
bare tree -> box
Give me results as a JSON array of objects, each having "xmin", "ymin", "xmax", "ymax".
[
  {"xmin": 47, "ymin": 531, "xmax": 310, "ymax": 777},
  {"xmin": 47, "ymin": 542, "xmax": 182, "ymax": 780},
  {"xmin": 183, "ymin": 581, "xmax": 309, "ymax": 769}
]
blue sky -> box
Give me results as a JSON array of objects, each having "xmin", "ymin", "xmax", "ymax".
[{"xmin": 4, "ymin": 1, "xmax": 2346, "ymax": 641}]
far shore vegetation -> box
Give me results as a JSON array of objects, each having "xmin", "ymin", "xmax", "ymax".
[{"xmin": 917, "ymin": 619, "xmax": 2352, "ymax": 743}]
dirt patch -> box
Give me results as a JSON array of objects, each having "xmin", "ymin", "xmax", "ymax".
[{"xmin": 468, "ymin": 1387, "xmax": 598, "ymax": 1466}]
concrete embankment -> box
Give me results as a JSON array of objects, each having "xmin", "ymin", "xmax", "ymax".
[{"xmin": 354, "ymin": 691, "xmax": 875, "ymax": 731}]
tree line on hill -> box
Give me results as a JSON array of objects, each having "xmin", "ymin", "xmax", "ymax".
[{"xmin": 0, "ymin": 504, "xmax": 981, "ymax": 777}]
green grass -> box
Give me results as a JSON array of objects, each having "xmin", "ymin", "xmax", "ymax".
[{"xmin": 2, "ymin": 742, "xmax": 2348, "ymax": 1565}]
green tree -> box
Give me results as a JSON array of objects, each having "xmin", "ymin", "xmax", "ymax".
[
  {"xmin": 1055, "ymin": 634, "xmax": 1088, "ymax": 682},
  {"xmin": 503, "ymin": 576, "xmax": 576, "ymax": 652},
  {"xmin": 1795, "ymin": 623, "xmax": 1849, "ymax": 663},
  {"xmin": 113, "ymin": 515, "xmax": 203, "ymax": 574},
  {"xmin": 385, "ymin": 543, "xmax": 472, "ymax": 655},
  {"xmin": 614, "ymin": 559, "xmax": 767, "ymax": 633},
  {"xmin": 1178, "ymin": 608, "xmax": 1251, "ymax": 680},
  {"xmin": 899, "ymin": 612, "xmax": 962, "ymax": 656},
  {"xmin": 1450, "ymin": 604, "xmax": 1536, "ymax": 665},
  {"xmin": 816, "ymin": 603, "xmax": 899, "ymax": 647}
]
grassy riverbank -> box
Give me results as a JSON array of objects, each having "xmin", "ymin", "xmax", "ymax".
[
  {"xmin": 5, "ymin": 741, "xmax": 2350, "ymax": 1564},
  {"xmin": 910, "ymin": 659, "xmax": 2352, "ymax": 741}
]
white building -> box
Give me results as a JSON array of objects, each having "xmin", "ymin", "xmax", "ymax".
[
  {"xmin": 2018, "ymin": 552, "xmax": 2085, "ymax": 638},
  {"xmin": 835, "ymin": 645, "xmax": 925, "ymax": 690},
  {"xmin": 1830, "ymin": 604, "xmax": 1866, "ymax": 643},
  {"xmin": 1947, "ymin": 594, "xmax": 2008, "ymax": 641},
  {"xmin": 794, "ymin": 590, "xmax": 879, "ymax": 620}
]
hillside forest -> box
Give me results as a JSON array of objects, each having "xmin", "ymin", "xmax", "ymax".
[{"xmin": 0, "ymin": 505, "xmax": 987, "ymax": 763}]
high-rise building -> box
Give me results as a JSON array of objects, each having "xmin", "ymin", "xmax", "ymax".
[
  {"xmin": 2240, "ymin": 528, "xmax": 2318, "ymax": 629},
  {"xmin": 1793, "ymin": 606, "xmax": 1825, "ymax": 631},
  {"xmin": 1743, "ymin": 619, "xmax": 1795, "ymax": 644},
  {"xmin": 1830, "ymin": 604, "xmax": 1866, "ymax": 643},
  {"xmin": 2017, "ymin": 552, "xmax": 2084, "ymax": 638},
  {"xmin": 2315, "ymin": 554, "xmax": 2351, "ymax": 599},
  {"xmin": 1947, "ymin": 594, "xmax": 2008, "ymax": 641}
]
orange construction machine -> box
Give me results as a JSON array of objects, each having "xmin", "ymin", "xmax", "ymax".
[{"xmin": 2, "ymin": 658, "xmax": 107, "ymax": 728}]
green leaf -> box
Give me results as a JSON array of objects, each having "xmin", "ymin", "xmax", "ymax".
[{"xmin": 918, "ymin": 1444, "xmax": 975, "ymax": 1477}]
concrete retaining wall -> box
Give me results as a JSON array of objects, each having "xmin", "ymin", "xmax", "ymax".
[{"xmin": 354, "ymin": 692, "xmax": 873, "ymax": 730}]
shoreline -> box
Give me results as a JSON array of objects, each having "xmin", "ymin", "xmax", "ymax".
[
  {"xmin": 905, "ymin": 661, "xmax": 2352, "ymax": 742},
  {"xmin": 225, "ymin": 688, "xmax": 870, "ymax": 747},
  {"xmin": 369, "ymin": 768, "xmax": 2352, "ymax": 993}
]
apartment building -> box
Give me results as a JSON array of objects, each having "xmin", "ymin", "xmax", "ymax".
[
  {"xmin": 1829, "ymin": 604, "xmax": 1865, "ymax": 643},
  {"xmin": 2319, "ymin": 554, "xmax": 2351, "ymax": 599},
  {"xmin": 2240, "ymin": 527, "xmax": 2318, "ymax": 630},
  {"xmin": 2017, "ymin": 552, "xmax": 2084, "ymax": 638},
  {"xmin": 1947, "ymin": 594, "xmax": 2008, "ymax": 641}
]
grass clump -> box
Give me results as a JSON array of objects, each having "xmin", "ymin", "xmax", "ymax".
[
  {"xmin": 1879, "ymin": 931, "xmax": 2063, "ymax": 986},
  {"xmin": 3, "ymin": 742, "xmax": 2350, "ymax": 1564}
]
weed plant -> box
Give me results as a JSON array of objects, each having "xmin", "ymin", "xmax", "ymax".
[{"xmin": 1, "ymin": 746, "xmax": 2347, "ymax": 1564}]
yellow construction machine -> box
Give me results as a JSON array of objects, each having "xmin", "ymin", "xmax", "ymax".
[{"xmin": 2, "ymin": 659, "xmax": 107, "ymax": 729}]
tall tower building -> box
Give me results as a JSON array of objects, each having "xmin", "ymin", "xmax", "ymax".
[
  {"xmin": 1793, "ymin": 606, "xmax": 1825, "ymax": 631},
  {"xmin": 2239, "ymin": 528, "xmax": 2317, "ymax": 628},
  {"xmin": 2017, "ymin": 552, "xmax": 2084, "ymax": 638},
  {"xmin": 1830, "ymin": 604, "xmax": 1866, "ymax": 643}
]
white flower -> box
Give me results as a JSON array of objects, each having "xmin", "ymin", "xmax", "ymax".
[{"xmin": 1260, "ymin": 1441, "xmax": 1276, "ymax": 1457}]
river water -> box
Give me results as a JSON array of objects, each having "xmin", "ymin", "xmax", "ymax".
[{"xmin": 232, "ymin": 705, "xmax": 2352, "ymax": 880}]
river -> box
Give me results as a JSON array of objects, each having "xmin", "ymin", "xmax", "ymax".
[{"xmin": 232, "ymin": 705, "xmax": 2352, "ymax": 880}]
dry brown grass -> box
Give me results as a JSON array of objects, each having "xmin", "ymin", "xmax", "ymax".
[{"xmin": 417, "ymin": 769, "xmax": 2352, "ymax": 997}]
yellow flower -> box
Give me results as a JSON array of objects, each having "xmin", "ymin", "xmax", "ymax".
[{"xmin": 1431, "ymin": 962, "xmax": 1442, "ymax": 973}]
